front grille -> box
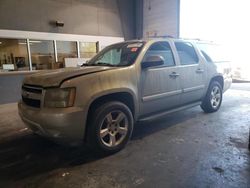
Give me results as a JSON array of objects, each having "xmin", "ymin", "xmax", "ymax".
[
  {"xmin": 22, "ymin": 85, "xmax": 43, "ymax": 108},
  {"xmin": 22, "ymin": 85, "xmax": 42, "ymax": 94},
  {"xmin": 22, "ymin": 97, "xmax": 41, "ymax": 108}
]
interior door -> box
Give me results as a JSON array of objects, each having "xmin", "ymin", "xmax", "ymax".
[
  {"xmin": 174, "ymin": 42, "xmax": 206, "ymax": 105},
  {"xmin": 140, "ymin": 41, "xmax": 182, "ymax": 116}
]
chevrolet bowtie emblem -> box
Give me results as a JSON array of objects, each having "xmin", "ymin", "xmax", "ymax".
[{"xmin": 22, "ymin": 91, "xmax": 30, "ymax": 98}]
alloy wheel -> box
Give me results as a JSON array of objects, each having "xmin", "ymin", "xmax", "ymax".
[
  {"xmin": 210, "ymin": 86, "xmax": 221, "ymax": 109},
  {"xmin": 99, "ymin": 111, "xmax": 128, "ymax": 147}
]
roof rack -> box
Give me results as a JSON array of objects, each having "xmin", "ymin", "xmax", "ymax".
[
  {"xmin": 176, "ymin": 37, "xmax": 200, "ymax": 41},
  {"xmin": 179, "ymin": 38, "xmax": 214, "ymax": 43},
  {"xmin": 148, "ymin": 35, "xmax": 175, "ymax": 39}
]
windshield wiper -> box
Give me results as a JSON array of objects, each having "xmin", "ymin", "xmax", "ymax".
[
  {"xmin": 83, "ymin": 62, "xmax": 115, "ymax": 67},
  {"xmin": 96, "ymin": 62, "xmax": 116, "ymax": 66},
  {"xmin": 81, "ymin": 63, "xmax": 92, "ymax": 66}
]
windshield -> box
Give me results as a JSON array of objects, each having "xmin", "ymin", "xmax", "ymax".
[{"xmin": 85, "ymin": 42, "xmax": 144, "ymax": 67}]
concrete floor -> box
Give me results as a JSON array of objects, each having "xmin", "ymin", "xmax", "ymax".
[{"xmin": 0, "ymin": 83, "xmax": 249, "ymax": 188}]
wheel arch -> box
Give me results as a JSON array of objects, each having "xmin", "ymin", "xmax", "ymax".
[
  {"xmin": 202, "ymin": 74, "xmax": 224, "ymax": 101},
  {"xmin": 84, "ymin": 90, "xmax": 137, "ymax": 141},
  {"xmin": 210, "ymin": 75, "xmax": 224, "ymax": 89},
  {"xmin": 201, "ymin": 75, "xmax": 224, "ymax": 113}
]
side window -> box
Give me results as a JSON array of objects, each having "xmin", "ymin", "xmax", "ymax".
[
  {"xmin": 200, "ymin": 50, "xmax": 213, "ymax": 62},
  {"xmin": 143, "ymin": 42, "xmax": 175, "ymax": 67},
  {"xmin": 175, "ymin": 42, "xmax": 199, "ymax": 65},
  {"xmin": 196, "ymin": 43, "xmax": 228, "ymax": 63}
]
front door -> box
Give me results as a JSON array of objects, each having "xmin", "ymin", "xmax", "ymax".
[{"xmin": 140, "ymin": 41, "xmax": 182, "ymax": 116}]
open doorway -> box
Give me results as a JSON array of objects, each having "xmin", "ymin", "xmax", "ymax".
[{"xmin": 180, "ymin": 0, "xmax": 250, "ymax": 82}]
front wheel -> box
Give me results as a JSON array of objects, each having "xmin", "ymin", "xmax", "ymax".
[
  {"xmin": 201, "ymin": 81, "xmax": 223, "ymax": 113},
  {"xmin": 87, "ymin": 101, "xmax": 134, "ymax": 154}
]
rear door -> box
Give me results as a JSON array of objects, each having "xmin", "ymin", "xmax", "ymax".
[
  {"xmin": 140, "ymin": 41, "xmax": 182, "ymax": 116},
  {"xmin": 174, "ymin": 41, "xmax": 207, "ymax": 105}
]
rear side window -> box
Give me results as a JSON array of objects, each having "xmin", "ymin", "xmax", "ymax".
[
  {"xmin": 196, "ymin": 43, "xmax": 229, "ymax": 62},
  {"xmin": 143, "ymin": 42, "xmax": 175, "ymax": 67},
  {"xmin": 175, "ymin": 42, "xmax": 199, "ymax": 65}
]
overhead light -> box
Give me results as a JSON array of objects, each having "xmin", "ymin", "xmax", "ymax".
[
  {"xmin": 55, "ymin": 21, "xmax": 64, "ymax": 27},
  {"xmin": 0, "ymin": 42, "xmax": 2, "ymax": 45},
  {"xmin": 29, "ymin": 40, "xmax": 42, "ymax": 43},
  {"xmin": 19, "ymin": 42, "xmax": 27, "ymax": 45}
]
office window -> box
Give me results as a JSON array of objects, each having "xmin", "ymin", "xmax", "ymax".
[
  {"xmin": 0, "ymin": 38, "xmax": 29, "ymax": 72},
  {"xmin": 56, "ymin": 41, "xmax": 77, "ymax": 68},
  {"xmin": 30, "ymin": 40, "xmax": 55, "ymax": 70},
  {"xmin": 79, "ymin": 42, "xmax": 97, "ymax": 59},
  {"xmin": 175, "ymin": 42, "xmax": 199, "ymax": 65}
]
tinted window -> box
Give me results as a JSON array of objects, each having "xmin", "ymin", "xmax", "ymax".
[
  {"xmin": 175, "ymin": 42, "xmax": 199, "ymax": 65},
  {"xmin": 143, "ymin": 42, "xmax": 175, "ymax": 67}
]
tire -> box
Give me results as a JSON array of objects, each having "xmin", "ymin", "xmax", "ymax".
[
  {"xmin": 87, "ymin": 101, "xmax": 134, "ymax": 154},
  {"xmin": 248, "ymin": 129, "xmax": 250, "ymax": 150},
  {"xmin": 201, "ymin": 81, "xmax": 223, "ymax": 113}
]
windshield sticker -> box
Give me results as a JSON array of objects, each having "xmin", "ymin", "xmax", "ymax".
[
  {"xmin": 130, "ymin": 47, "xmax": 138, "ymax": 52},
  {"xmin": 127, "ymin": 43, "xmax": 143, "ymax": 48}
]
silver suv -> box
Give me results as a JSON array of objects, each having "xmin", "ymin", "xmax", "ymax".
[{"xmin": 18, "ymin": 38, "xmax": 232, "ymax": 153}]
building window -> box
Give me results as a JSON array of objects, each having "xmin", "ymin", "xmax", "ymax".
[
  {"xmin": 79, "ymin": 42, "xmax": 98, "ymax": 59},
  {"xmin": 0, "ymin": 38, "xmax": 29, "ymax": 72},
  {"xmin": 0, "ymin": 38, "xmax": 101, "ymax": 71},
  {"xmin": 30, "ymin": 40, "xmax": 55, "ymax": 70},
  {"xmin": 56, "ymin": 41, "xmax": 77, "ymax": 68}
]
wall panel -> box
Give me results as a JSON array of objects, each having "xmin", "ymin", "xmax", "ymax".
[{"xmin": 143, "ymin": 0, "xmax": 179, "ymax": 38}]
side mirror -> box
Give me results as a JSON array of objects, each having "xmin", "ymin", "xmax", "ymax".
[{"xmin": 141, "ymin": 55, "xmax": 164, "ymax": 69}]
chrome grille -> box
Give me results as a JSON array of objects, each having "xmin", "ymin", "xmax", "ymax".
[{"xmin": 22, "ymin": 85, "xmax": 43, "ymax": 108}]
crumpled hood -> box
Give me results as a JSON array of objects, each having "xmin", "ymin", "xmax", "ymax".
[{"xmin": 23, "ymin": 66, "xmax": 116, "ymax": 87}]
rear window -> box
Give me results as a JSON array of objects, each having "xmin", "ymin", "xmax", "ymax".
[{"xmin": 196, "ymin": 43, "xmax": 230, "ymax": 62}]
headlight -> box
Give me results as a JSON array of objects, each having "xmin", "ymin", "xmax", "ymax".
[{"xmin": 44, "ymin": 87, "xmax": 76, "ymax": 108}]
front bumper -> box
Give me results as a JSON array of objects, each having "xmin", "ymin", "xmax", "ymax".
[{"xmin": 18, "ymin": 102, "xmax": 86, "ymax": 144}]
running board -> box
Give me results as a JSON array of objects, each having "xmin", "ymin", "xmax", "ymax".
[{"xmin": 138, "ymin": 101, "xmax": 202, "ymax": 122}]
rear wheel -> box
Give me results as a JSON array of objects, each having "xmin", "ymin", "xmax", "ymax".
[
  {"xmin": 248, "ymin": 129, "xmax": 250, "ymax": 150},
  {"xmin": 201, "ymin": 81, "xmax": 223, "ymax": 113},
  {"xmin": 87, "ymin": 101, "xmax": 133, "ymax": 154}
]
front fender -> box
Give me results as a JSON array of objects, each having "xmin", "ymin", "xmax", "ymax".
[{"xmin": 86, "ymin": 88, "xmax": 139, "ymax": 120}]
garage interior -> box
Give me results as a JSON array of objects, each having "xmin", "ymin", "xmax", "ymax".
[{"xmin": 0, "ymin": 0, "xmax": 249, "ymax": 187}]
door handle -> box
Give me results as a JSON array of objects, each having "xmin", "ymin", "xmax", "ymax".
[
  {"xmin": 169, "ymin": 72, "xmax": 180, "ymax": 78},
  {"xmin": 196, "ymin": 68, "xmax": 204, "ymax": 73}
]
